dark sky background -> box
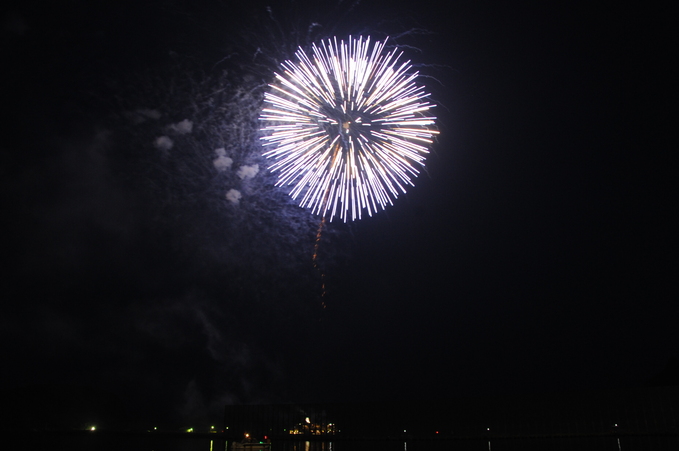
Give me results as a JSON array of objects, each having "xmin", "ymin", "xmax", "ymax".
[{"xmin": 2, "ymin": 0, "xmax": 675, "ymax": 431}]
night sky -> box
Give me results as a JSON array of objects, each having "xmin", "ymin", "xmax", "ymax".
[{"xmin": 2, "ymin": 0, "xmax": 675, "ymax": 431}]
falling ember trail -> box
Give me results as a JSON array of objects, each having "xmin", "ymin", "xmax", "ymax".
[
  {"xmin": 313, "ymin": 215, "xmax": 327, "ymax": 306},
  {"xmin": 312, "ymin": 186, "xmax": 332, "ymax": 318}
]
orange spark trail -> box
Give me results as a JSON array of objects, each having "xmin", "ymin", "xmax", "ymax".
[
  {"xmin": 313, "ymin": 214, "xmax": 327, "ymax": 310},
  {"xmin": 312, "ymin": 162, "xmax": 335, "ymax": 313}
]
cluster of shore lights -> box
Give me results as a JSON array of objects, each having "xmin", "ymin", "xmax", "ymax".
[{"xmin": 288, "ymin": 418, "xmax": 336, "ymax": 435}]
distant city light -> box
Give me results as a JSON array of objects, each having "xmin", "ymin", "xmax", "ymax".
[{"xmin": 90, "ymin": 426, "xmax": 96, "ymax": 431}]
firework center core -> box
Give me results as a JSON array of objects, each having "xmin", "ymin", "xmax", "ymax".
[{"xmin": 325, "ymin": 111, "xmax": 372, "ymax": 149}]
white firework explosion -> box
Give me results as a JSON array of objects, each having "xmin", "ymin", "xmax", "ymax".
[{"xmin": 259, "ymin": 36, "xmax": 438, "ymax": 222}]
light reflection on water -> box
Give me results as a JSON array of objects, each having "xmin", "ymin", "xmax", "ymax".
[
  {"xmin": 262, "ymin": 437, "xmax": 679, "ymax": 451},
  {"xmin": 25, "ymin": 434, "xmax": 679, "ymax": 451}
]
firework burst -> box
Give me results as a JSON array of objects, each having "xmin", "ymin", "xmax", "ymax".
[{"xmin": 259, "ymin": 36, "xmax": 438, "ymax": 222}]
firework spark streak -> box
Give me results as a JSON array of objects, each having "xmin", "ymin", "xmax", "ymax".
[{"xmin": 259, "ymin": 36, "xmax": 438, "ymax": 222}]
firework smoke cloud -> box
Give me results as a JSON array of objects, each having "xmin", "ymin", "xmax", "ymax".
[{"xmin": 259, "ymin": 36, "xmax": 439, "ymax": 222}]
